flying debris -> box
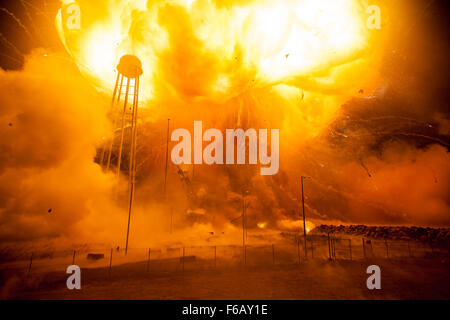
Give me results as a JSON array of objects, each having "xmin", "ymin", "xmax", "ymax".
[
  {"xmin": 359, "ymin": 159, "xmax": 372, "ymax": 178},
  {"xmin": 87, "ymin": 253, "xmax": 105, "ymax": 260}
]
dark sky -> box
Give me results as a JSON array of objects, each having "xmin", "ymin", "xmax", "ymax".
[{"xmin": 0, "ymin": 0, "xmax": 62, "ymax": 69}]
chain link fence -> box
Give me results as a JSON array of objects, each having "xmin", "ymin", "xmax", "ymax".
[{"xmin": 1, "ymin": 235, "xmax": 447, "ymax": 278}]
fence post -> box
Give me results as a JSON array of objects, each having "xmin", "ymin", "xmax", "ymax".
[
  {"xmin": 72, "ymin": 250, "xmax": 76, "ymax": 265},
  {"xmin": 272, "ymin": 244, "xmax": 275, "ymax": 265},
  {"xmin": 330, "ymin": 238, "xmax": 333, "ymax": 259},
  {"xmin": 327, "ymin": 233, "xmax": 332, "ymax": 260},
  {"xmin": 244, "ymin": 245, "xmax": 247, "ymax": 266},
  {"xmin": 182, "ymin": 247, "xmax": 185, "ymax": 271},
  {"xmin": 407, "ymin": 241, "xmax": 412, "ymax": 258},
  {"xmin": 362, "ymin": 238, "xmax": 366, "ymax": 259},
  {"xmin": 331, "ymin": 237, "xmax": 336, "ymax": 260},
  {"xmin": 109, "ymin": 248, "xmax": 113, "ymax": 276},
  {"xmin": 146, "ymin": 248, "xmax": 151, "ymax": 272},
  {"xmin": 385, "ymin": 240, "xmax": 389, "ymax": 258},
  {"xmin": 348, "ymin": 239, "xmax": 352, "ymax": 261},
  {"xmin": 27, "ymin": 252, "xmax": 33, "ymax": 276}
]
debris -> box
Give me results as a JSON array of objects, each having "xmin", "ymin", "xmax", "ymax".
[
  {"xmin": 87, "ymin": 253, "xmax": 105, "ymax": 260},
  {"xmin": 360, "ymin": 159, "xmax": 372, "ymax": 177}
]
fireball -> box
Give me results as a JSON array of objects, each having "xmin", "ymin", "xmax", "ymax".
[{"xmin": 56, "ymin": 0, "xmax": 377, "ymax": 105}]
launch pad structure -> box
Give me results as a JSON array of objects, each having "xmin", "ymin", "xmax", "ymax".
[{"xmin": 99, "ymin": 54, "xmax": 143, "ymax": 255}]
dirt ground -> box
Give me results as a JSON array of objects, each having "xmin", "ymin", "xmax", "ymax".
[{"xmin": 2, "ymin": 256, "xmax": 449, "ymax": 300}]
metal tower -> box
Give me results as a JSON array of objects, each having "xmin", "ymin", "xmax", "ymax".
[{"xmin": 99, "ymin": 54, "xmax": 143, "ymax": 255}]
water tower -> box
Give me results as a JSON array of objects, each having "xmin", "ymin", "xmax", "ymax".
[{"xmin": 99, "ymin": 54, "xmax": 143, "ymax": 254}]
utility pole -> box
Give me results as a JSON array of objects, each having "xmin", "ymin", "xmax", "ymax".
[
  {"xmin": 242, "ymin": 194, "xmax": 246, "ymax": 260},
  {"xmin": 242, "ymin": 190, "xmax": 249, "ymax": 264},
  {"xmin": 164, "ymin": 118, "xmax": 170, "ymax": 195},
  {"xmin": 170, "ymin": 207, "xmax": 173, "ymax": 234},
  {"xmin": 300, "ymin": 176, "xmax": 309, "ymax": 259},
  {"xmin": 245, "ymin": 199, "xmax": 248, "ymax": 241},
  {"xmin": 164, "ymin": 119, "xmax": 171, "ymax": 237}
]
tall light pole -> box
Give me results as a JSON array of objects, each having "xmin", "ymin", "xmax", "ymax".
[
  {"xmin": 242, "ymin": 193, "xmax": 246, "ymax": 248},
  {"xmin": 164, "ymin": 118, "xmax": 170, "ymax": 195},
  {"xmin": 170, "ymin": 207, "xmax": 173, "ymax": 234},
  {"xmin": 242, "ymin": 190, "xmax": 249, "ymax": 264},
  {"xmin": 164, "ymin": 119, "xmax": 172, "ymax": 236},
  {"xmin": 300, "ymin": 176, "xmax": 310, "ymax": 258}
]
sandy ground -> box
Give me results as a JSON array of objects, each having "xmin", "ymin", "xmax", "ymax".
[{"xmin": 2, "ymin": 256, "xmax": 449, "ymax": 300}]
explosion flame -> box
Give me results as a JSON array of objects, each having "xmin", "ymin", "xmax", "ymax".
[{"xmin": 56, "ymin": 0, "xmax": 377, "ymax": 103}]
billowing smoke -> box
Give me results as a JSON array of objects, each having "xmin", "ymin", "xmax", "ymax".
[
  {"xmin": 0, "ymin": 52, "xmax": 206, "ymax": 253},
  {"xmin": 0, "ymin": 52, "xmax": 117, "ymax": 246}
]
